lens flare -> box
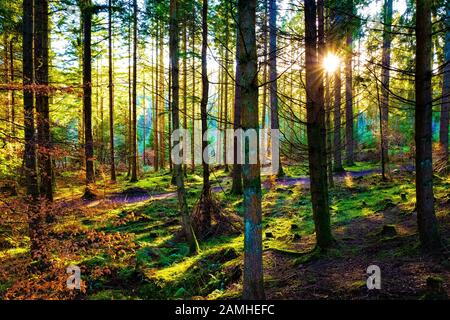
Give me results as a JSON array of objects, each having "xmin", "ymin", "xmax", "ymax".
[{"xmin": 323, "ymin": 54, "xmax": 340, "ymax": 73}]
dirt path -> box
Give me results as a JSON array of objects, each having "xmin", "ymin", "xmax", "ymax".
[{"xmin": 84, "ymin": 168, "xmax": 389, "ymax": 207}]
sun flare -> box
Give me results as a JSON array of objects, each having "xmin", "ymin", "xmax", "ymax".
[{"xmin": 323, "ymin": 54, "xmax": 340, "ymax": 73}]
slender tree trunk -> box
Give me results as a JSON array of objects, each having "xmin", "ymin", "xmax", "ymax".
[
  {"xmin": 261, "ymin": 0, "xmax": 268, "ymax": 130},
  {"xmin": 159, "ymin": 24, "xmax": 165, "ymax": 169},
  {"xmin": 325, "ymin": 1, "xmax": 333, "ymax": 187},
  {"xmin": 289, "ymin": 42, "xmax": 295, "ymax": 154},
  {"xmin": 168, "ymin": 66, "xmax": 173, "ymax": 172},
  {"xmin": 35, "ymin": 0, "xmax": 53, "ymax": 201},
  {"xmin": 415, "ymin": 0, "xmax": 441, "ymax": 250},
  {"xmin": 269, "ymin": 0, "xmax": 284, "ymax": 177},
  {"xmin": 154, "ymin": 31, "xmax": 159, "ymax": 171},
  {"xmin": 24, "ymin": 0, "xmax": 42, "ymax": 267},
  {"xmin": 192, "ymin": 0, "xmax": 214, "ymax": 238},
  {"xmin": 95, "ymin": 61, "xmax": 100, "ymax": 162},
  {"xmin": 170, "ymin": 0, "xmax": 198, "ymax": 254},
  {"xmin": 191, "ymin": 11, "xmax": 196, "ymax": 172},
  {"xmin": 108, "ymin": 0, "xmax": 116, "ymax": 181},
  {"xmin": 345, "ymin": 33, "xmax": 354, "ymax": 166},
  {"xmin": 78, "ymin": 20, "xmax": 84, "ymax": 168},
  {"xmin": 9, "ymin": 39, "xmax": 16, "ymax": 136},
  {"xmin": 380, "ymin": 0, "xmax": 393, "ymax": 179},
  {"xmin": 231, "ymin": 24, "xmax": 243, "ymax": 195},
  {"xmin": 4, "ymin": 36, "xmax": 11, "ymax": 132},
  {"xmin": 333, "ymin": 65, "xmax": 343, "ymax": 171},
  {"xmin": 127, "ymin": 6, "xmax": 132, "ymax": 177},
  {"xmin": 23, "ymin": 0, "xmax": 39, "ymax": 199},
  {"xmin": 260, "ymin": 0, "xmax": 268, "ymax": 157},
  {"xmin": 238, "ymin": 0, "xmax": 265, "ymax": 300},
  {"xmin": 143, "ymin": 72, "xmax": 146, "ymax": 166},
  {"xmin": 223, "ymin": 3, "xmax": 230, "ymax": 173},
  {"xmin": 440, "ymin": 2, "xmax": 450, "ymax": 172},
  {"xmin": 183, "ymin": 22, "xmax": 188, "ymax": 175},
  {"xmin": 130, "ymin": 0, "xmax": 138, "ymax": 182},
  {"xmin": 218, "ymin": 67, "xmax": 223, "ymax": 165},
  {"xmin": 305, "ymin": 0, "xmax": 333, "ymax": 250},
  {"xmin": 100, "ymin": 96, "xmax": 105, "ymax": 164},
  {"xmin": 326, "ymin": 73, "xmax": 334, "ymax": 187}
]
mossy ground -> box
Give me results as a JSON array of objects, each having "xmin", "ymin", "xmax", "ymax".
[{"xmin": 0, "ymin": 164, "xmax": 449, "ymax": 300}]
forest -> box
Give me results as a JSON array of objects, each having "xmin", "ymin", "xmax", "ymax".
[{"xmin": 0, "ymin": 0, "xmax": 449, "ymax": 301}]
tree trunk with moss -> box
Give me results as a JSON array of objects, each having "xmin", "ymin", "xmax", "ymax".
[
  {"xmin": 415, "ymin": 0, "xmax": 441, "ymax": 251},
  {"xmin": 170, "ymin": 0, "xmax": 198, "ymax": 255},
  {"xmin": 238, "ymin": 0, "xmax": 265, "ymax": 300}
]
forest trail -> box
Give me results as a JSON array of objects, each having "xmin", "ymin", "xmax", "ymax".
[{"xmin": 83, "ymin": 167, "xmax": 392, "ymax": 207}]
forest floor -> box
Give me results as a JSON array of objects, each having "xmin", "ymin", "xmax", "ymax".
[{"xmin": 0, "ymin": 161, "xmax": 449, "ymax": 300}]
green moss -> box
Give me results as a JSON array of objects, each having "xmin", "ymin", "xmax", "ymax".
[
  {"xmin": 139, "ymin": 247, "xmax": 241, "ymax": 299},
  {"xmin": 88, "ymin": 289, "xmax": 139, "ymax": 300},
  {"xmin": 343, "ymin": 161, "xmax": 379, "ymax": 172}
]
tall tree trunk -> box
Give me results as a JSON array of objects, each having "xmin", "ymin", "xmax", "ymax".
[
  {"xmin": 380, "ymin": 0, "xmax": 393, "ymax": 179},
  {"xmin": 192, "ymin": 0, "xmax": 214, "ymax": 238},
  {"xmin": 130, "ymin": 0, "xmax": 138, "ymax": 182},
  {"xmin": 170, "ymin": 0, "xmax": 198, "ymax": 254},
  {"xmin": 261, "ymin": 0, "xmax": 268, "ymax": 157},
  {"xmin": 333, "ymin": 65, "xmax": 343, "ymax": 171},
  {"xmin": 238, "ymin": 0, "xmax": 265, "ymax": 300},
  {"xmin": 24, "ymin": 0, "xmax": 41, "ymax": 267},
  {"xmin": 415, "ymin": 0, "xmax": 441, "ymax": 250},
  {"xmin": 345, "ymin": 33, "xmax": 354, "ymax": 166},
  {"xmin": 168, "ymin": 66, "xmax": 173, "ymax": 172},
  {"xmin": 4, "ymin": 37, "xmax": 9, "ymax": 128},
  {"xmin": 143, "ymin": 72, "xmax": 146, "ymax": 166},
  {"xmin": 100, "ymin": 96, "xmax": 105, "ymax": 164},
  {"xmin": 440, "ymin": 2, "xmax": 450, "ymax": 172},
  {"xmin": 182, "ymin": 22, "xmax": 188, "ymax": 175},
  {"xmin": 23, "ymin": 0, "xmax": 39, "ymax": 199},
  {"xmin": 127, "ymin": 6, "xmax": 132, "ymax": 177},
  {"xmin": 159, "ymin": 24, "xmax": 165, "ymax": 169},
  {"xmin": 78, "ymin": 20, "xmax": 84, "ymax": 168},
  {"xmin": 305, "ymin": 0, "xmax": 333, "ymax": 250},
  {"xmin": 10, "ymin": 39, "xmax": 16, "ymax": 136},
  {"xmin": 261, "ymin": 0, "xmax": 268, "ymax": 130},
  {"xmin": 231, "ymin": 23, "xmax": 243, "ymax": 195},
  {"xmin": 269, "ymin": 0, "xmax": 284, "ymax": 177},
  {"xmin": 108, "ymin": 0, "xmax": 116, "ymax": 182},
  {"xmin": 324, "ymin": 1, "xmax": 333, "ymax": 187},
  {"xmin": 191, "ymin": 11, "xmax": 196, "ymax": 172},
  {"xmin": 325, "ymin": 73, "xmax": 334, "ymax": 187},
  {"xmin": 223, "ymin": 3, "xmax": 230, "ymax": 173},
  {"xmin": 154, "ymin": 31, "xmax": 159, "ymax": 171},
  {"xmin": 217, "ymin": 67, "xmax": 223, "ymax": 164},
  {"xmin": 35, "ymin": 0, "xmax": 53, "ymax": 201},
  {"xmin": 158, "ymin": 24, "xmax": 166, "ymax": 169}
]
